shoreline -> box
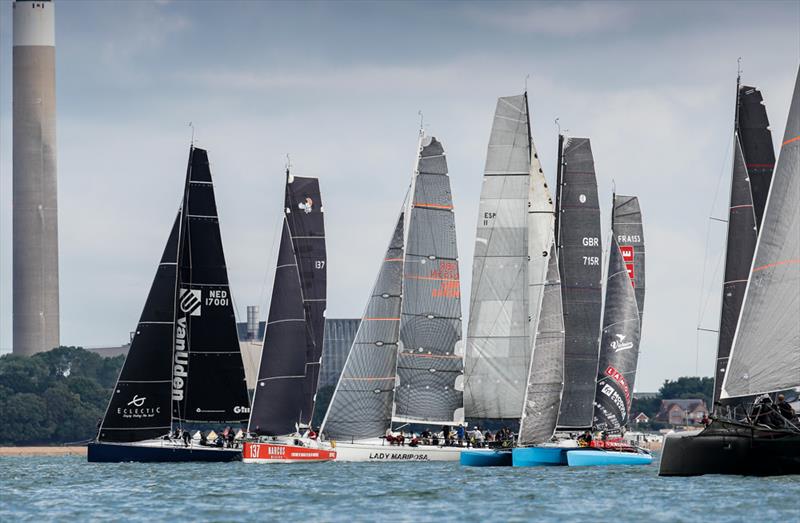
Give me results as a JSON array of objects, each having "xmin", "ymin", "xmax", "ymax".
[{"xmin": 0, "ymin": 446, "xmax": 87, "ymax": 457}]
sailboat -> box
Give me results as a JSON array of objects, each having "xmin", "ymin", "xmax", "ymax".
[
  {"xmin": 565, "ymin": 194, "xmax": 652, "ymax": 467},
  {"xmin": 659, "ymin": 67, "xmax": 800, "ymax": 477},
  {"xmin": 461, "ymin": 93, "xmax": 565, "ymax": 467},
  {"xmin": 88, "ymin": 146, "xmax": 252, "ymax": 463},
  {"xmin": 320, "ymin": 133, "xmax": 466, "ymax": 462},
  {"xmin": 242, "ymin": 169, "xmax": 336, "ymax": 463}
]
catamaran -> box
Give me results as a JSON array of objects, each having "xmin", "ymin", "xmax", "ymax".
[
  {"xmin": 659, "ymin": 67, "xmax": 800, "ymax": 477},
  {"xmin": 88, "ymin": 146, "xmax": 251, "ymax": 463},
  {"xmin": 320, "ymin": 132, "xmax": 466, "ymax": 462},
  {"xmin": 242, "ymin": 169, "xmax": 336, "ymax": 463}
]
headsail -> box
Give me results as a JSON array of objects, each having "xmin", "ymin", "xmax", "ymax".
[
  {"xmin": 722, "ymin": 67, "xmax": 800, "ymax": 399},
  {"xmin": 593, "ymin": 236, "xmax": 641, "ymax": 432},
  {"xmin": 465, "ymin": 94, "xmax": 533, "ymax": 420},
  {"xmin": 172, "ymin": 147, "xmax": 250, "ymax": 424},
  {"xmin": 519, "ymin": 243, "xmax": 565, "ymax": 445},
  {"xmin": 284, "ymin": 174, "xmax": 326, "ymax": 425},
  {"xmin": 713, "ymin": 83, "xmax": 776, "ymax": 404},
  {"xmin": 554, "ymin": 136, "xmax": 603, "ymax": 430},
  {"xmin": 395, "ymin": 136, "xmax": 464, "ymax": 425},
  {"xmin": 97, "ymin": 215, "xmax": 179, "ymax": 442},
  {"xmin": 321, "ymin": 213, "xmax": 405, "ymax": 440}
]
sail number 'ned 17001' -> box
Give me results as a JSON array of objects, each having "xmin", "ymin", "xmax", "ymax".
[{"xmin": 582, "ymin": 237, "xmax": 600, "ymax": 266}]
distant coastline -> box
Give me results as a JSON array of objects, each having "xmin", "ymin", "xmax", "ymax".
[{"xmin": 0, "ymin": 446, "xmax": 87, "ymax": 457}]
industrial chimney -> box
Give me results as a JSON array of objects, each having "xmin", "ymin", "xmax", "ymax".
[{"xmin": 13, "ymin": 0, "xmax": 59, "ymax": 356}]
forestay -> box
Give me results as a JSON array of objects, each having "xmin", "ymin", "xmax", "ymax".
[{"xmin": 722, "ymin": 67, "xmax": 800, "ymax": 398}]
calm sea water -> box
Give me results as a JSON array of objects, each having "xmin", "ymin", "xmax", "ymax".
[{"xmin": 2, "ymin": 455, "xmax": 799, "ymax": 522}]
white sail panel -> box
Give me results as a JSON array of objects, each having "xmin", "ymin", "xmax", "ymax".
[{"xmin": 722, "ymin": 67, "xmax": 800, "ymax": 398}]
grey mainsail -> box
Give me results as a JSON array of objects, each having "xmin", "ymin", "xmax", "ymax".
[
  {"xmin": 395, "ymin": 135, "xmax": 464, "ymax": 425},
  {"xmin": 320, "ymin": 213, "xmax": 405, "ymax": 440},
  {"xmin": 465, "ymin": 94, "xmax": 533, "ymax": 420},
  {"xmin": 554, "ymin": 136, "xmax": 603, "ymax": 430},
  {"xmin": 592, "ymin": 236, "xmax": 641, "ymax": 432},
  {"xmin": 722, "ymin": 67, "xmax": 800, "ymax": 399},
  {"xmin": 519, "ymin": 243, "xmax": 565, "ymax": 444},
  {"xmin": 612, "ymin": 195, "xmax": 645, "ymax": 321}
]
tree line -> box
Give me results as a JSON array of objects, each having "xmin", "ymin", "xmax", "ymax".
[{"xmin": 0, "ymin": 347, "xmax": 124, "ymax": 445}]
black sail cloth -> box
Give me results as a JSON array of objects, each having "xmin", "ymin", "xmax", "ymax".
[
  {"xmin": 612, "ymin": 195, "xmax": 645, "ymax": 321},
  {"xmin": 172, "ymin": 147, "xmax": 250, "ymax": 424},
  {"xmin": 554, "ymin": 136, "xmax": 603, "ymax": 430},
  {"xmin": 593, "ymin": 237, "xmax": 641, "ymax": 432},
  {"xmin": 284, "ymin": 175, "xmax": 326, "ymax": 426}
]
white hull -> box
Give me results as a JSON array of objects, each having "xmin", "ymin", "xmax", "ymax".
[{"xmin": 332, "ymin": 439, "xmax": 462, "ymax": 462}]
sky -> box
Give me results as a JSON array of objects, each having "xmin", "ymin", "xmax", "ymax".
[{"xmin": 0, "ymin": 0, "xmax": 798, "ymax": 392}]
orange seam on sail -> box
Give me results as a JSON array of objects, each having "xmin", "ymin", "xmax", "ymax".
[
  {"xmin": 414, "ymin": 202, "xmax": 453, "ymax": 210},
  {"xmin": 753, "ymin": 259, "xmax": 800, "ymax": 272},
  {"xmin": 343, "ymin": 376, "xmax": 395, "ymax": 381},
  {"xmin": 782, "ymin": 135, "xmax": 800, "ymax": 146},
  {"xmin": 405, "ymin": 275, "xmax": 460, "ymax": 282},
  {"xmin": 729, "ymin": 204, "xmax": 753, "ymax": 210},
  {"xmin": 384, "ymin": 258, "xmax": 403, "ymax": 262},
  {"xmin": 400, "ymin": 353, "xmax": 461, "ymax": 359},
  {"xmin": 363, "ymin": 317, "xmax": 401, "ymax": 321}
]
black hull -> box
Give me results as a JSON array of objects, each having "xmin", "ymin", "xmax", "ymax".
[
  {"xmin": 87, "ymin": 442, "xmax": 242, "ymax": 463},
  {"xmin": 659, "ymin": 420, "xmax": 800, "ymax": 476}
]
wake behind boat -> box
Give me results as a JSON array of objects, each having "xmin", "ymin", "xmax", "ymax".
[{"xmin": 88, "ymin": 146, "xmax": 251, "ymax": 463}]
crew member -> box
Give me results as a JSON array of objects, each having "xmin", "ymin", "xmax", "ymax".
[{"xmin": 776, "ymin": 394, "xmax": 796, "ymax": 423}]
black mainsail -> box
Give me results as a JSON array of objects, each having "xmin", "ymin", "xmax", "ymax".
[
  {"xmin": 284, "ymin": 174, "xmax": 326, "ymax": 425},
  {"xmin": 592, "ymin": 235, "xmax": 642, "ymax": 432},
  {"xmin": 612, "ymin": 195, "xmax": 645, "ymax": 321},
  {"xmin": 98, "ymin": 146, "xmax": 250, "ymax": 443},
  {"xmin": 172, "ymin": 147, "xmax": 251, "ymax": 424},
  {"xmin": 554, "ymin": 135, "xmax": 603, "ymax": 430},
  {"xmin": 713, "ymin": 82, "xmax": 776, "ymax": 404},
  {"xmin": 321, "ymin": 213, "xmax": 405, "ymax": 440},
  {"xmin": 395, "ymin": 136, "xmax": 464, "ymax": 425}
]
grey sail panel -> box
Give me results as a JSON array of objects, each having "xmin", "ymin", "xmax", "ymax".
[
  {"xmin": 713, "ymin": 140, "xmax": 758, "ymax": 404},
  {"xmin": 249, "ymin": 219, "xmax": 312, "ymax": 436},
  {"xmin": 519, "ymin": 243, "xmax": 565, "ymax": 445},
  {"xmin": 465, "ymin": 94, "xmax": 531, "ymax": 420},
  {"xmin": 722, "ymin": 67, "xmax": 800, "ymax": 398},
  {"xmin": 98, "ymin": 215, "xmax": 179, "ymax": 442},
  {"xmin": 321, "ymin": 214, "xmax": 405, "ymax": 440},
  {"xmin": 612, "ymin": 195, "xmax": 645, "ymax": 321},
  {"xmin": 555, "ymin": 136, "xmax": 603, "ymax": 430},
  {"xmin": 395, "ymin": 136, "xmax": 464, "ymax": 424},
  {"xmin": 592, "ymin": 237, "xmax": 641, "ymax": 432},
  {"xmin": 173, "ymin": 147, "xmax": 251, "ymax": 424}
]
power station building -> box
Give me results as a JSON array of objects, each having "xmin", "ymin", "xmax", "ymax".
[{"xmin": 12, "ymin": 0, "xmax": 60, "ymax": 356}]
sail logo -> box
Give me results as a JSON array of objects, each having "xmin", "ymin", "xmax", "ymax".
[
  {"xmin": 180, "ymin": 288, "xmax": 202, "ymax": 316},
  {"xmin": 298, "ymin": 197, "xmax": 314, "ymax": 214},
  {"xmin": 127, "ymin": 395, "xmax": 146, "ymax": 407},
  {"xmin": 620, "ymin": 245, "xmax": 635, "ymax": 262},
  {"xmin": 611, "ymin": 334, "xmax": 634, "ymax": 352},
  {"xmin": 233, "ymin": 405, "xmax": 250, "ymax": 414},
  {"xmin": 172, "ymin": 317, "xmax": 189, "ymax": 401}
]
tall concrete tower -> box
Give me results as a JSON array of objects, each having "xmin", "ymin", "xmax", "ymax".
[{"xmin": 13, "ymin": 0, "xmax": 59, "ymax": 356}]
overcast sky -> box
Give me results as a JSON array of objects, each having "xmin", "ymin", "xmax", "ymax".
[{"xmin": 1, "ymin": 0, "xmax": 798, "ymax": 391}]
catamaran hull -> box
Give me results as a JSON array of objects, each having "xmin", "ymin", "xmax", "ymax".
[
  {"xmin": 567, "ymin": 449, "xmax": 652, "ymax": 467},
  {"xmin": 658, "ymin": 421, "xmax": 800, "ymax": 476},
  {"xmin": 512, "ymin": 447, "xmax": 568, "ymax": 467},
  {"xmin": 460, "ymin": 449, "xmax": 512, "ymax": 467},
  {"xmin": 242, "ymin": 441, "xmax": 336, "ymax": 463},
  {"xmin": 87, "ymin": 441, "xmax": 241, "ymax": 463},
  {"xmin": 332, "ymin": 441, "xmax": 462, "ymax": 462}
]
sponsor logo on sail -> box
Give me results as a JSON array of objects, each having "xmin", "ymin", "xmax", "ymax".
[
  {"xmin": 180, "ymin": 288, "xmax": 202, "ymax": 316},
  {"xmin": 298, "ymin": 197, "xmax": 314, "ymax": 214},
  {"xmin": 172, "ymin": 317, "xmax": 189, "ymax": 401},
  {"xmin": 233, "ymin": 405, "xmax": 251, "ymax": 414},
  {"xmin": 127, "ymin": 395, "xmax": 146, "ymax": 407},
  {"xmin": 610, "ymin": 334, "xmax": 634, "ymax": 352},
  {"xmin": 619, "ymin": 245, "xmax": 634, "ymax": 262}
]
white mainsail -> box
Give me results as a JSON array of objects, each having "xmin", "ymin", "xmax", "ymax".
[{"xmin": 721, "ymin": 67, "xmax": 800, "ymax": 399}]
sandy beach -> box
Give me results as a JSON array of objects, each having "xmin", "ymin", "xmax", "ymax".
[{"xmin": 0, "ymin": 446, "xmax": 87, "ymax": 457}]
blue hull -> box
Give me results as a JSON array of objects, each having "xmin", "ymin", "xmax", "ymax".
[
  {"xmin": 87, "ymin": 442, "xmax": 242, "ymax": 463},
  {"xmin": 512, "ymin": 447, "xmax": 568, "ymax": 467},
  {"xmin": 566, "ymin": 449, "xmax": 653, "ymax": 467},
  {"xmin": 460, "ymin": 449, "xmax": 512, "ymax": 467}
]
